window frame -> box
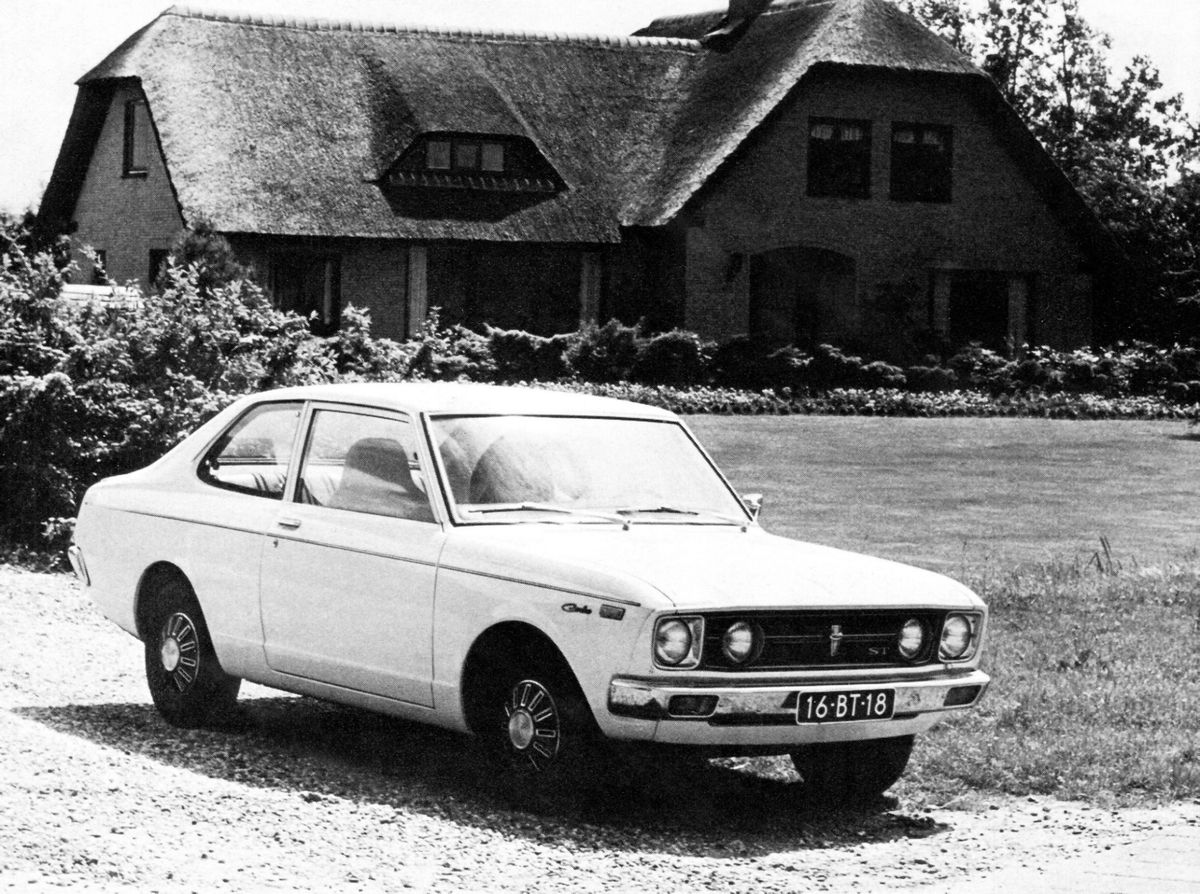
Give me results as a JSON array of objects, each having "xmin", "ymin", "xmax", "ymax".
[
  {"xmin": 122, "ymin": 99, "xmax": 151, "ymax": 178},
  {"xmin": 806, "ymin": 117, "xmax": 873, "ymax": 200},
  {"xmin": 890, "ymin": 122, "xmax": 954, "ymax": 203}
]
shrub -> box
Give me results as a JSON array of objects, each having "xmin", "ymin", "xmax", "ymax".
[
  {"xmin": 486, "ymin": 326, "xmax": 572, "ymax": 382},
  {"xmin": 405, "ymin": 310, "xmax": 496, "ymax": 381},
  {"xmin": 948, "ymin": 343, "xmax": 1010, "ymax": 391},
  {"xmin": 1165, "ymin": 380, "xmax": 1200, "ymax": 404},
  {"xmin": 903, "ymin": 365, "xmax": 958, "ymax": 392},
  {"xmin": 564, "ymin": 319, "xmax": 641, "ymax": 382},
  {"xmin": 631, "ymin": 329, "xmax": 714, "ymax": 386},
  {"xmin": 710, "ymin": 337, "xmax": 811, "ymax": 390},
  {"xmin": 160, "ymin": 218, "xmax": 256, "ymax": 294},
  {"xmin": 325, "ymin": 304, "xmax": 418, "ymax": 380},
  {"xmin": 859, "ymin": 359, "xmax": 908, "ymax": 389},
  {"xmin": 0, "ymin": 241, "xmax": 329, "ymax": 545},
  {"xmin": 801, "ymin": 344, "xmax": 905, "ymax": 390}
]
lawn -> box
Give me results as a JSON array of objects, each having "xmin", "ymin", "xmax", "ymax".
[
  {"xmin": 690, "ymin": 416, "xmax": 1200, "ymax": 572},
  {"xmin": 690, "ymin": 416, "xmax": 1200, "ymax": 805}
]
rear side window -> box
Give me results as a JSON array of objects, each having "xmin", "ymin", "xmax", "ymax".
[{"xmin": 199, "ymin": 402, "xmax": 303, "ymax": 499}]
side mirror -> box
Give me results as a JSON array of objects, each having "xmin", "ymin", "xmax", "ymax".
[{"xmin": 742, "ymin": 492, "xmax": 763, "ymax": 522}]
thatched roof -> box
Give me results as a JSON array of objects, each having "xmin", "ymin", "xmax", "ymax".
[{"xmin": 40, "ymin": 0, "xmax": 1103, "ymax": 250}]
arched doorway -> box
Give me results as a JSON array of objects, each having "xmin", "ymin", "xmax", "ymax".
[{"xmin": 749, "ymin": 246, "xmax": 856, "ymax": 346}]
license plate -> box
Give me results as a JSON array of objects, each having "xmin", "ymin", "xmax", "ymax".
[{"xmin": 796, "ymin": 688, "xmax": 895, "ymax": 724}]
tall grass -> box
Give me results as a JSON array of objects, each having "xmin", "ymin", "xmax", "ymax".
[{"xmin": 907, "ymin": 554, "xmax": 1200, "ymax": 805}]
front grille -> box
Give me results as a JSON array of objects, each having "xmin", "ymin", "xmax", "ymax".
[{"xmin": 699, "ymin": 610, "xmax": 944, "ymax": 671}]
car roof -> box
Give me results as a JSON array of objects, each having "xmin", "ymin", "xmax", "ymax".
[{"xmin": 252, "ymin": 382, "xmax": 679, "ymax": 420}]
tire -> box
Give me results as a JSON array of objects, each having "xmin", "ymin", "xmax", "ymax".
[
  {"xmin": 790, "ymin": 735, "xmax": 914, "ymax": 802},
  {"xmin": 143, "ymin": 576, "xmax": 240, "ymax": 728},
  {"xmin": 483, "ymin": 660, "xmax": 600, "ymax": 784}
]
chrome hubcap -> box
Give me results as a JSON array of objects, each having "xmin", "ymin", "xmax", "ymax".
[
  {"xmin": 503, "ymin": 680, "xmax": 560, "ymax": 771},
  {"xmin": 159, "ymin": 612, "xmax": 199, "ymax": 692},
  {"xmin": 160, "ymin": 637, "xmax": 181, "ymax": 673}
]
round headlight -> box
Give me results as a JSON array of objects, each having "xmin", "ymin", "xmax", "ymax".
[
  {"xmin": 722, "ymin": 621, "xmax": 759, "ymax": 665},
  {"xmin": 655, "ymin": 619, "xmax": 694, "ymax": 666},
  {"xmin": 941, "ymin": 614, "xmax": 973, "ymax": 660},
  {"xmin": 898, "ymin": 618, "xmax": 925, "ymax": 659}
]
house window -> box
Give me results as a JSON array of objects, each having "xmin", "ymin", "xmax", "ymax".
[
  {"xmin": 91, "ymin": 250, "xmax": 107, "ymax": 285},
  {"xmin": 423, "ymin": 137, "xmax": 506, "ymax": 173},
  {"xmin": 481, "ymin": 142, "xmax": 505, "ymax": 172},
  {"xmin": 454, "ymin": 141, "xmax": 479, "ymax": 170},
  {"xmin": 426, "ymin": 140, "xmax": 451, "ymax": 170},
  {"xmin": 807, "ymin": 118, "xmax": 871, "ymax": 199},
  {"xmin": 148, "ymin": 249, "xmax": 169, "ymax": 285},
  {"xmin": 123, "ymin": 99, "xmax": 151, "ymax": 177},
  {"xmin": 270, "ymin": 256, "xmax": 341, "ymax": 335},
  {"xmin": 891, "ymin": 124, "xmax": 953, "ymax": 202}
]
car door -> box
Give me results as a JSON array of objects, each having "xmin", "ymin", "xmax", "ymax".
[{"xmin": 259, "ymin": 404, "xmax": 444, "ymax": 707}]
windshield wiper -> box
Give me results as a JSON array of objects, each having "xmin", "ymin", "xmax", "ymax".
[
  {"xmin": 616, "ymin": 506, "xmax": 699, "ymax": 516},
  {"xmin": 471, "ymin": 503, "xmax": 625, "ymax": 524},
  {"xmin": 616, "ymin": 505, "xmax": 748, "ymax": 526}
]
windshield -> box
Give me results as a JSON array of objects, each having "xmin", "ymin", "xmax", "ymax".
[{"xmin": 428, "ymin": 415, "xmax": 747, "ymax": 525}]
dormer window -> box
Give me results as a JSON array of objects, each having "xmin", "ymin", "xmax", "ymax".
[
  {"xmin": 481, "ymin": 142, "xmax": 505, "ymax": 172},
  {"xmin": 423, "ymin": 137, "xmax": 507, "ymax": 174},
  {"xmin": 387, "ymin": 133, "xmax": 560, "ymax": 194},
  {"xmin": 426, "ymin": 140, "xmax": 451, "ymax": 170}
]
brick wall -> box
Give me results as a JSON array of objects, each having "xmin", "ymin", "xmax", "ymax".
[
  {"xmin": 685, "ymin": 68, "xmax": 1094, "ymax": 350},
  {"xmin": 70, "ymin": 84, "xmax": 183, "ymax": 286}
]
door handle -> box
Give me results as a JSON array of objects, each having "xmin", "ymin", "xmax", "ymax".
[{"xmin": 277, "ymin": 517, "xmax": 302, "ymax": 530}]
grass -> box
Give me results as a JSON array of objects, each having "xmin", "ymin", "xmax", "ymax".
[
  {"xmin": 691, "ymin": 416, "xmax": 1200, "ymax": 805},
  {"xmin": 691, "ymin": 416, "xmax": 1200, "ymax": 571}
]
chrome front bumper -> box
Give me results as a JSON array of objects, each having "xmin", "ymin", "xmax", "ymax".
[{"xmin": 606, "ymin": 669, "xmax": 990, "ymax": 746}]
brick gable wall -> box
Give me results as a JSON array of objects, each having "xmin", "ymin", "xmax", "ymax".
[
  {"xmin": 70, "ymin": 84, "xmax": 184, "ymax": 287},
  {"xmin": 684, "ymin": 68, "xmax": 1093, "ymax": 351}
]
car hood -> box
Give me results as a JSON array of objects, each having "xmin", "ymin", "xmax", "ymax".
[{"xmin": 441, "ymin": 524, "xmax": 981, "ymax": 611}]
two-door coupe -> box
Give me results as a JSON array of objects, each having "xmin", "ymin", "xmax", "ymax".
[{"xmin": 70, "ymin": 383, "xmax": 989, "ymax": 797}]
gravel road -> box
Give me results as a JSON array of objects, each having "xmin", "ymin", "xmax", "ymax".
[{"xmin": 1, "ymin": 564, "xmax": 1196, "ymax": 892}]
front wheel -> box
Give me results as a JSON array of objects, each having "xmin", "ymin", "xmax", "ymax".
[
  {"xmin": 485, "ymin": 665, "xmax": 600, "ymax": 783},
  {"xmin": 144, "ymin": 578, "xmax": 240, "ymax": 728},
  {"xmin": 790, "ymin": 735, "xmax": 914, "ymax": 802}
]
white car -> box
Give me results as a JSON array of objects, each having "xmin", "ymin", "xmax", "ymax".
[{"xmin": 70, "ymin": 383, "xmax": 989, "ymax": 798}]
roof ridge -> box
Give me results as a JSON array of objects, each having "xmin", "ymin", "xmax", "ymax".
[
  {"xmin": 645, "ymin": 0, "xmax": 835, "ymax": 29},
  {"xmin": 163, "ymin": 4, "xmax": 700, "ymax": 49}
]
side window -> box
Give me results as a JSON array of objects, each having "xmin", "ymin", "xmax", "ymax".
[
  {"xmin": 297, "ymin": 410, "xmax": 435, "ymax": 523},
  {"xmin": 199, "ymin": 402, "xmax": 303, "ymax": 499},
  {"xmin": 123, "ymin": 99, "xmax": 151, "ymax": 177}
]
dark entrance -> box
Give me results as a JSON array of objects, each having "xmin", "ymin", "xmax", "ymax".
[{"xmin": 749, "ymin": 247, "xmax": 855, "ymax": 346}]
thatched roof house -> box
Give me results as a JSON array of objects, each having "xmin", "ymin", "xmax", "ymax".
[{"xmin": 42, "ymin": 0, "xmax": 1109, "ymax": 354}]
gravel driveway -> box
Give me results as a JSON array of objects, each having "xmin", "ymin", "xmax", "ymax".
[{"xmin": 1, "ymin": 564, "xmax": 1196, "ymax": 892}]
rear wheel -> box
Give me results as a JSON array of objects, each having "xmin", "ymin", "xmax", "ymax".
[
  {"xmin": 143, "ymin": 577, "xmax": 240, "ymax": 728},
  {"xmin": 790, "ymin": 735, "xmax": 914, "ymax": 802}
]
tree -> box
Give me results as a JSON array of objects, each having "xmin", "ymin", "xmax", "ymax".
[{"xmin": 897, "ymin": 0, "xmax": 1200, "ymax": 341}]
